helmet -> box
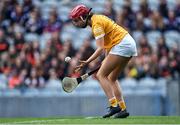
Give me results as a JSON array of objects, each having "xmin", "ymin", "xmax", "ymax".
[{"xmin": 69, "ymin": 4, "xmax": 91, "ymax": 19}]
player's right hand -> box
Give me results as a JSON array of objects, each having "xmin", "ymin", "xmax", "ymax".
[{"xmin": 74, "ymin": 60, "xmax": 88, "ymax": 72}]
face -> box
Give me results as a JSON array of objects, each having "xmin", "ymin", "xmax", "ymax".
[{"xmin": 72, "ymin": 17, "xmax": 86, "ymax": 28}]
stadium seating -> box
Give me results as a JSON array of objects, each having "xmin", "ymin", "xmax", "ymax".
[
  {"xmin": 146, "ymin": 31, "xmax": 162, "ymax": 47},
  {"xmin": 0, "ymin": 0, "xmax": 178, "ymax": 93},
  {"xmin": 164, "ymin": 30, "xmax": 180, "ymax": 48}
]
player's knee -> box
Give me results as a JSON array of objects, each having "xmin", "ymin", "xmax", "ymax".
[
  {"xmin": 96, "ymin": 72, "xmax": 106, "ymax": 80},
  {"xmin": 108, "ymin": 76, "xmax": 116, "ymax": 83},
  {"xmin": 96, "ymin": 72, "xmax": 101, "ymax": 80}
]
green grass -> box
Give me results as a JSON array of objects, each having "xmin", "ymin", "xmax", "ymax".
[{"xmin": 0, "ymin": 116, "xmax": 180, "ymax": 124}]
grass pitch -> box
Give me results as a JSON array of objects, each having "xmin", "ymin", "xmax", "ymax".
[{"xmin": 0, "ymin": 116, "xmax": 180, "ymax": 124}]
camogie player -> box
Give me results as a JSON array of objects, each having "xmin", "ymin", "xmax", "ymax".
[{"xmin": 69, "ymin": 4, "xmax": 137, "ymax": 118}]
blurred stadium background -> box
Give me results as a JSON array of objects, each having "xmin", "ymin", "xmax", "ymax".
[{"xmin": 0, "ymin": 0, "xmax": 179, "ymax": 117}]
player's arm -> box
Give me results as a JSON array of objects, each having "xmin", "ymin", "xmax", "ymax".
[
  {"xmin": 75, "ymin": 37, "xmax": 104, "ymax": 72},
  {"xmin": 86, "ymin": 37, "xmax": 104, "ymax": 63},
  {"xmin": 75, "ymin": 24, "xmax": 105, "ymax": 71}
]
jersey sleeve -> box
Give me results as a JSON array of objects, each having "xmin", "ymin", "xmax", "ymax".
[{"xmin": 92, "ymin": 23, "xmax": 105, "ymax": 40}]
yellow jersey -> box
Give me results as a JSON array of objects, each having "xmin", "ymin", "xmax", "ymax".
[{"xmin": 91, "ymin": 14, "xmax": 128, "ymax": 50}]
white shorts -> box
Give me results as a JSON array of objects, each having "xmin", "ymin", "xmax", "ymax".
[{"xmin": 109, "ymin": 34, "xmax": 138, "ymax": 57}]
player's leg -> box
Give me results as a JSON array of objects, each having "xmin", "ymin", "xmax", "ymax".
[
  {"xmin": 108, "ymin": 57, "xmax": 131, "ymax": 108},
  {"xmin": 103, "ymin": 55, "xmax": 130, "ymax": 118},
  {"xmin": 96, "ymin": 54, "xmax": 131, "ymax": 118},
  {"xmin": 96, "ymin": 55, "xmax": 116, "ymax": 100},
  {"xmin": 108, "ymin": 60, "xmax": 131, "ymax": 118}
]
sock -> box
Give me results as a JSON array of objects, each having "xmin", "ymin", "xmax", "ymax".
[
  {"xmin": 118, "ymin": 101, "xmax": 126, "ymax": 111},
  {"xmin": 109, "ymin": 97, "xmax": 118, "ymax": 107}
]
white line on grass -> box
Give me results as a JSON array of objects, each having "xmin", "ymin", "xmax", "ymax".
[
  {"xmin": 5, "ymin": 119, "xmax": 67, "ymax": 124},
  {"xmin": 85, "ymin": 116, "xmax": 97, "ymax": 119}
]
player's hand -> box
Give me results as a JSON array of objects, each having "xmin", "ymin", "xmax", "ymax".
[{"xmin": 75, "ymin": 60, "xmax": 88, "ymax": 72}]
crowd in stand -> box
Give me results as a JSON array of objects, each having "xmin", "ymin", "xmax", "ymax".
[{"xmin": 0, "ymin": 0, "xmax": 179, "ymax": 89}]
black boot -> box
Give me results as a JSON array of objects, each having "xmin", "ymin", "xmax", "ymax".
[
  {"xmin": 114, "ymin": 109, "xmax": 129, "ymax": 118},
  {"xmin": 103, "ymin": 106, "xmax": 121, "ymax": 118}
]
